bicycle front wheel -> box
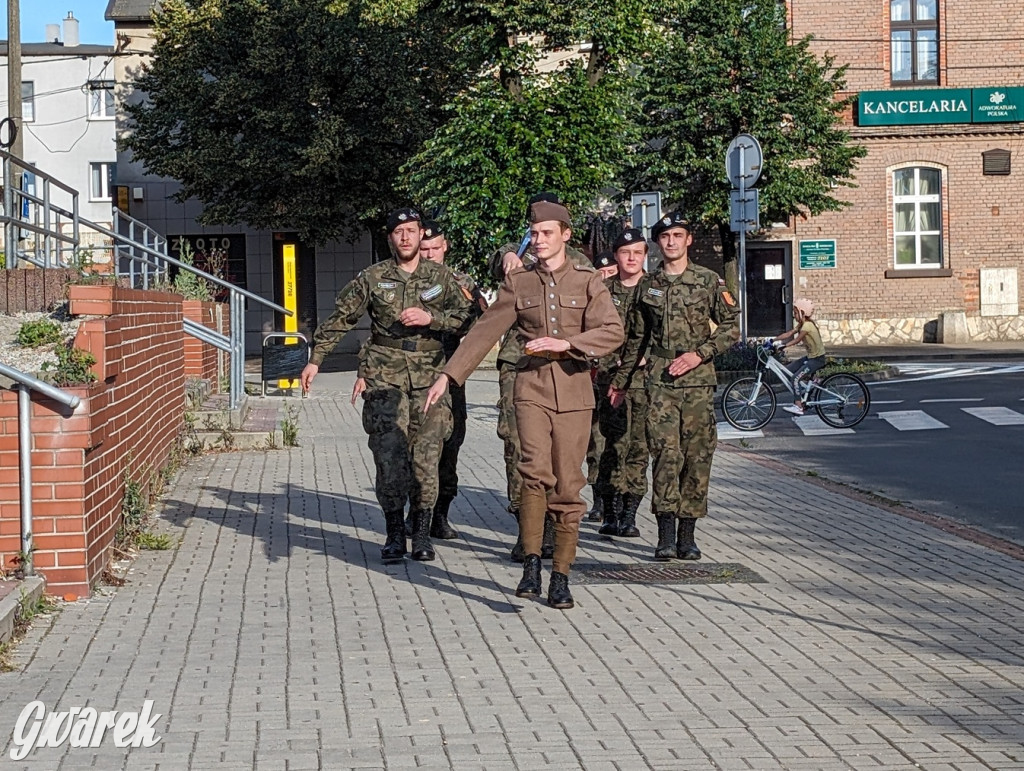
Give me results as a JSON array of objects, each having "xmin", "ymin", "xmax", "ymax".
[
  {"xmin": 721, "ymin": 377, "xmax": 776, "ymax": 430},
  {"xmin": 815, "ymin": 373, "xmax": 871, "ymax": 428}
]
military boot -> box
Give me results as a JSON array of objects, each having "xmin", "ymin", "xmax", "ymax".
[
  {"xmin": 515, "ymin": 554, "xmax": 542, "ymax": 598},
  {"xmin": 410, "ymin": 509, "xmax": 436, "ymax": 561},
  {"xmin": 547, "ymin": 572, "xmax": 574, "ymax": 609},
  {"xmin": 616, "ymin": 492, "xmax": 642, "ymax": 538},
  {"xmin": 404, "ymin": 510, "xmax": 414, "ymax": 537},
  {"xmin": 597, "ymin": 492, "xmax": 623, "ymax": 536},
  {"xmin": 676, "ymin": 517, "xmax": 702, "ymax": 561},
  {"xmin": 541, "ymin": 516, "xmax": 555, "ymax": 560},
  {"xmin": 381, "ymin": 510, "xmax": 408, "ymax": 563},
  {"xmin": 654, "ymin": 514, "xmax": 676, "ymax": 561},
  {"xmin": 430, "ymin": 495, "xmax": 459, "ymax": 540},
  {"xmin": 586, "ymin": 486, "xmax": 604, "ymax": 522}
]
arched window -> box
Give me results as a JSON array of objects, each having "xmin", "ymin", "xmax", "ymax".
[
  {"xmin": 891, "ymin": 0, "xmax": 938, "ymax": 85},
  {"xmin": 893, "ymin": 167, "xmax": 941, "ymax": 268}
]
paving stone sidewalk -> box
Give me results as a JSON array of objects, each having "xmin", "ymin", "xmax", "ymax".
[{"xmin": 1, "ymin": 369, "xmax": 1023, "ymax": 770}]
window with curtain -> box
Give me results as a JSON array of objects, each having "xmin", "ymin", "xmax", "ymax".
[
  {"xmin": 893, "ymin": 167, "xmax": 942, "ymax": 268},
  {"xmin": 891, "ymin": 0, "xmax": 938, "ymax": 84}
]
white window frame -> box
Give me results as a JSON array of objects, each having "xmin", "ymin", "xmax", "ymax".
[
  {"xmin": 892, "ymin": 166, "xmax": 943, "ymax": 269},
  {"xmin": 89, "ymin": 162, "xmax": 112, "ymax": 201},
  {"xmin": 87, "ymin": 81, "xmax": 116, "ymax": 120},
  {"xmin": 22, "ymin": 81, "xmax": 35, "ymax": 122}
]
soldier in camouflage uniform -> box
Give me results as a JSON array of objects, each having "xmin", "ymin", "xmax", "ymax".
[
  {"xmin": 594, "ymin": 229, "xmax": 649, "ymax": 539},
  {"xmin": 584, "ymin": 250, "xmax": 619, "ymax": 521},
  {"xmin": 610, "ymin": 212, "xmax": 739, "ymax": 561},
  {"xmin": 301, "ymin": 208, "xmax": 474, "ymax": 564},
  {"xmin": 488, "ymin": 193, "xmax": 592, "ymax": 562}
]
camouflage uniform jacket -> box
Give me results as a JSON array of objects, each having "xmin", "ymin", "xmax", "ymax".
[
  {"xmin": 310, "ymin": 257, "xmax": 474, "ymax": 389},
  {"xmin": 594, "ymin": 274, "xmax": 644, "ymax": 388},
  {"xmin": 487, "ymin": 241, "xmax": 591, "ymax": 366},
  {"xmin": 612, "ymin": 261, "xmax": 739, "ymax": 390}
]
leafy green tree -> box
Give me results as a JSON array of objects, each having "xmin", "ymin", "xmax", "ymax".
[{"xmin": 624, "ymin": 0, "xmax": 866, "ymax": 289}]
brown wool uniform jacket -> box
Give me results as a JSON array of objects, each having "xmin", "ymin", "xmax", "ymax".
[{"xmin": 443, "ymin": 258, "xmax": 624, "ymax": 413}]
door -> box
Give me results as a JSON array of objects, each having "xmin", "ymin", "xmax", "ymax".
[{"xmin": 745, "ymin": 243, "xmax": 791, "ymax": 337}]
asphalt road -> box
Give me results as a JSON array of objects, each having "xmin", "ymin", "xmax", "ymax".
[{"xmin": 718, "ymin": 362, "xmax": 1024, "ymax": 547}]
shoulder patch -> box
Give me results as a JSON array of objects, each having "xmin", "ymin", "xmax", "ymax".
[
  {"xmin": 721, "ymin": 290, "xmax": 736, "ymax": 306},
  {"xmin": 460, "ymin": 286, "xmax": 474, "ymax": 302}
]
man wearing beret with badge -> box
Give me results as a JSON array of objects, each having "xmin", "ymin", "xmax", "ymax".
[
  {"xmin": 426, "ymin": 200, "xmax": 624, "ymax": 609},
  {"xmin": 609, "ymin": 212, "xmax": 739, "ymax": 561},
  {"xmin": 593, "ymin": 227, "xmax": 650, "ymax": 539},
  {"xmin": 301, "ymin": 208, "xmax": 475, "ymax": 564}
]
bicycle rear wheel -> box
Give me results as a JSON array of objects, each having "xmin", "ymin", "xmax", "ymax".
[
  {"xmin": 721, "ymin": 377, "xmax": 776, "ymax": 430},
  {"xmin": 815, "ymin": 374, "xmax": 870, "ymax": 428}
]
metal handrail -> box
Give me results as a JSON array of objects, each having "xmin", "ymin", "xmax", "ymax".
[{"xmin": 0, "ymin": 362, "xmax": 81, "ymax": 578}]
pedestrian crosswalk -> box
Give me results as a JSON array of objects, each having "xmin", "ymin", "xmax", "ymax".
[{"xmin": 892, "ymin": 363, "xmax": 1024, "ymax": 381}]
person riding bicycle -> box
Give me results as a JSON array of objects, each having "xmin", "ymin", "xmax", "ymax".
[{"xmin": 777, "ymin": 298, "xmax": 825, "ymax": 416}]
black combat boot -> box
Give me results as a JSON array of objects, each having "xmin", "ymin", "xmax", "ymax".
[
  {"xmin": 547, "ymin": 571, "xmax": 574, "ymax": 609},
  {"xmin": 381, "ymin": 510, "xmax": 408, "ymax": 563},
  {"xmin": 616, "ymin": 492, "xmax": 642, "ymax": 538},
  {"xmin": 410, "ymin": 509, "xmax": 436, "ymax": 561},
  {"xmin": 676, "ymin": 517, "xmax": 702, "ymax": 561},
  {"xmin": 597, "ymin": 493, "xmax": 623, "ymax": 536},
  {"xmin": 586, "ymin": 486, "xmax": 604, "ymax": 522},
  {"xmin": 509, "ymin": 509, "xmax": 525, "ymax": 563},
  {"xmin": 541, "ymin": 516, "xmax": 555, "ymax": 560},
  {"xmin": 404, "ymin": 510, "xmax": 414, "ymax": 537},
  {"xmin": 654, "ymin": 514, "xmax": 676, "ymax": 561},
  {"xmin": 515, "ymin": 554, "xmax": 542, "ymax": 598},
  {"xmin": 430, "ymin": 496, "xmax": 459, "ymax": 540}
]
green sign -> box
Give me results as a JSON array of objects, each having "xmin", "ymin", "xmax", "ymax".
[
  {"xmin": 858, "ymin": 89, "xmax": 972, "ymax": 126},
  {"xmin": 858, "ymin": 87, "xmax": 1024, "ymax": 126},
  {"xmin": 973, "ymin": 87, "xmax": 1024, "ymax": 123},
  {"xmin": 799, "ymin": 240, "xmax": 836, "ymax": 270}
]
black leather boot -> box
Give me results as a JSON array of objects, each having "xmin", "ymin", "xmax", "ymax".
[
  {"xmin": 404, "ymin": 510, "xmax": 414, "ymax": 537},
  {"xmin": 410, "ymin": 509, "xmax": 436, "ymax": 561},
  {"xmin": 547, "ymin": 571, "xmax": 574, "ymax": 609},
  {"xmin": 430, "ymin": 496, "xmax": 459, "ymax": 540},
  {"xmin": 597, "ymin": 493, "xmax": 622, "ymax": 536},
  {"xmin": 381, "ymin": 510, "xmax": 407, "ymax": 563},
  {"xmin": 586, "ymin": 486, "xmax": 604, "ymax": 522},
  {"xmin": 616, "ymin": 492, "xmax": 641, "ymax": 538},
  {"xmin": 676, "ymin": 517, "xmax": 702, "ymax": 561},
  {"xmin": 654, "ymin": 514, "xmax": 676, "ymax": 561},
  {"xmin": 509, "ymin": 508, "xmax": 525, "ymax": 563},
  {"xmin": 515, "ymin": 554, "xmax": 542, "ymax": 597},
  {"xmin": 541, "ymin": 516, "xmax": 555, "ymax": 560}
]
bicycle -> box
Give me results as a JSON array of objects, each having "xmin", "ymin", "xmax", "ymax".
[{"xmin": 721, "ymin": 341, "xmax": 871, "ymax": 430}]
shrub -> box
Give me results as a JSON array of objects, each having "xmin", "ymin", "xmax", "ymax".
[
  {"xmin": 16, "ymin": 319, "xmax": 64, "ymax": 348},
  {"xmin": 41, "ymin": 345, "xmax": 97, "ymax": 386}
]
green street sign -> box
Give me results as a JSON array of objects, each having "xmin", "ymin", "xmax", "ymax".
[
  {"xmin": 799, "ymin": 240, "xmax": 836, "ymax": 270},
  {"xmin": 858, "ymin": 89, "xmax": 972, "ymax": 126},
  {"xmin": 973, "ymin": 87, "xmax": 1024, "ymax": 123}
]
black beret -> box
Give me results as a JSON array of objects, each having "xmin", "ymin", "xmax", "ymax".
[
  {"xmin": 386, "ymin": 208, "xmax": 421, "ymax": 233},
  {"xmin": 650, "ymin": 211, "xmax": 691, "ymax": 241},
  {"xmin": 613, "ymin": 228, "xmax": 646, "ymax": 251},
  {"xmin": 421, "ymin": 220, "xmax": 445, "ymax": 240},
  {"xmin": 593, "ymin": 251, "xmax": 615, "ymax": 269}
]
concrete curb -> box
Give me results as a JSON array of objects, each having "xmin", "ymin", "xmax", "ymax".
[{"xmin": 0, "ymin": 576, "xmax": 46, "ymax": 646}]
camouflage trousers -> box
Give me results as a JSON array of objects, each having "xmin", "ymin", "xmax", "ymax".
[
  {"xmin": 438, "ymin": 382, "xmax": 467, "ymax": 501},
  {"xmin": 496, "ymin": 362, "xmax": 523, "ymax": 511},
  {"xmin": 361, "ymin": 378, "xmax": 452, "ymax": 514},
  {"xmin": 585, "ymin": 383, "xmax": 605, "ymax": 486},
  {"xmin": 646, "ymin": 385, "xmax": 717, "ymax": 519},
  {"xmin": 596, "ymin": 386, "xmax": 650, "ymax": 498}
]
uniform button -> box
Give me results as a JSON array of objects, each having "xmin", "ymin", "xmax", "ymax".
[
  {"xmin": 549, "ymin": 294, "xmax": 555, "ymax": 299},
  {"xmin": 553, "ymin": 330, "xmax": 559, "ymax": 334},
  {"xmin": 571, "ymin": 300, "xmax": 577, "ymax": 305},
  {"xmin": 549, "ymin": 281, "xmax": 555, "ymax": 287},
  {"xmin": 550, "ymin": 304, "xmax": 556, "ymax": 310},
  {"xmin": 550, "ymin": 317, "xmax": 557, "ymax": 322}
]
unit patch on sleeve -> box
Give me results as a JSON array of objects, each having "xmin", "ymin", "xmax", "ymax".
[{"xmin": 420, "ymin": 285, "xmax": 443, "ymax": 302}]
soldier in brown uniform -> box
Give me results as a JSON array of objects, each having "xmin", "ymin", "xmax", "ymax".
[
  {"xmin": 426, "ymin": 200, "xmax": 624, "ymax": 609},
  {"xmin": 301, "ymin": 208, "xmax": 475, "ymax": 563},
  {"xmin": 610, "ymin": 211, "xmax": 739, "ymax": 561}
]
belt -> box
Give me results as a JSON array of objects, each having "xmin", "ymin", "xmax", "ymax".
[
  {"xmin": 371, "ymin": 334, "xmax": 442, "ymax": 353},
  {"xmin": 527, "ymin": 350, "xmax": 573, "ymax": 361},
  {"xmin": 650, "ymin": 345, "xmax": 684, "ymax": 359}
]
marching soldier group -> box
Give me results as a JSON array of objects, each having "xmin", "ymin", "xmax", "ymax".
[{"xmin": 302, "ymin": 196, "xmax": 740, "ymax": 611}]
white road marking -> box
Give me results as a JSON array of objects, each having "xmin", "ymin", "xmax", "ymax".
[
  {"xmin": 717, "ymin": 422, "xmax": 764, "ymax": 439},
  {"xmin": 879, "ymin": 410, "xmax": 949, "ymax": 431},
  {"xmin": 792, "ymin": 415, "xmax": 855, "ymax": 436},
  {"xmin": 891, "ymin": 363, "xmax": 1024, "ymax": 382},
  {"xmin": 920, "ymin": 398, "xmax": 984, "ymax": 403},
  {"xmin": 872, "ymin": 400, "xmax": 905, "ymax": 405},
  {"xmin": 961, "ymin": 407, "xmax": 1024, "ymax": 426}
]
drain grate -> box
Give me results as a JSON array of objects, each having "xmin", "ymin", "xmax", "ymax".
[{"xmin": 571, "ymin": 562, "xmax": 766, "ymax": 586}]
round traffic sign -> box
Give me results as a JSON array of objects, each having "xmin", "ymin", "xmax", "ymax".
[{"xmin": 725, "ymin": 133, "xmax": 762, "ymax": 188}]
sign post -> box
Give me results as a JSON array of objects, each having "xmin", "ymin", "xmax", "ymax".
[
  {"xmin": 630, "ymin": 191, "xmax": 661, "ymax": 272},
  {"xmin": 726, "ymin": 133, "xmax": 762, "ymax": 343}
]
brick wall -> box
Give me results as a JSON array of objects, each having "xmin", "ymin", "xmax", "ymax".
[
  {"xmin": 0, "ymin": 268, "xmax": 81, "ymax": 314},
  {"xmin": 0, "ymin": 285, "xmax": 186, "ymax": 596},
  {"xmin": 182, "ymin": 300, "xmax": 228, "ymax": 385}
]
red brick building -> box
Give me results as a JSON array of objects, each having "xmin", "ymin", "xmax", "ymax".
[{"xmin": 746, "ymin": 1, "xmax": 1024, "ymax": 343}]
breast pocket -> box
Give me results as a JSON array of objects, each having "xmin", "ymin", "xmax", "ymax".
[
  {"xmin": 516, "ymin": 294, "xmax": 545, "ymax": 333},
  {"xmin": 559, "ymin": 294, "xmax": 586, "ymax": 333}
]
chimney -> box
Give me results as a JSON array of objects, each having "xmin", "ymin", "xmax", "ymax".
[
  {"xmin": 62, "ymin": 12, "xmax": 80, "ymax": 48},
  {"xmin": 45, "ymin": 23, "xmax": 61, "ymax": 44}
]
